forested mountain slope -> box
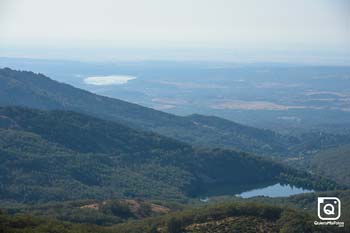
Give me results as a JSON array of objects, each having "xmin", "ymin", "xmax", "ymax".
[
  {"xmin": 110, "ymin": 202, "xmax": 340, "ymax": 233},
  {"xmin": 1, "ymin": 68, "xmax": 348, "ymax": 156},
  {"xmin": 0, "ymin": 107, "xmax": 338, "ymax": 204},
  {"xmin": 308, "ymin": 145, "xmax": 350, "ymax": 187},
  {"xmin": 2, "ymin": 202, "xmax": 342, "ymax": 233},
  {"xmin": 284, "ymin": 144, "xmax": 350, "ymax": 188}
]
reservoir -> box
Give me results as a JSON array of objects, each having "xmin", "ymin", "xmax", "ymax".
[
  {"xmin": 200, "ymin": 182, "xmax": 314, "ymax": 201},
  {"xmin": 238, "ymin": 183, "xmax": 313, "ymax": 198}
]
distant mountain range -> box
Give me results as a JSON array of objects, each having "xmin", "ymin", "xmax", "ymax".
[{"xmin": 1, "ymin": 67, "xmax": 349, "ymax": 157}]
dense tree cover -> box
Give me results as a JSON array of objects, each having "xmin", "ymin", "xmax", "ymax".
[
  {"xmin": 3, "ymin": 199, "xmax": 180, "ymax": 226},
  {"xmin": 308, "ymin": 145, "xmax": 350, "ymax": 187},
  {"xmin": 3, "ymin": 190, "xmax": 349, "ymax": 232},
  {"xmin": 175, "ymin": 114, "xmax": 350, "ymax": 157},
  {"xmin": 0, "ymin": 68, "xmax": 348, "ymax": 232},
  {"xmin": 232, "ymin": 189, "xmax": 350, "ymax": 232},
  {"xmin": 0, "ymin": 107, "xmax": 340, "ymax": 205},
  {"xmin": 113, "ymin": 202, "xmax": 342, "ymax": 233},
  {"xmin": 2, "ymin": 201, "xmax": 345, "ymax": 233},
  {"xmin": 1, "ymin": 67, "xmax": 349, "ymax": 157},
  {"xmin": 0, "ymin": 106, "xmax": 188, "ymax": 154},
  {"xmin": 0, "ymin": 210, "xmax": 110, "ymax": 233},
  {"xmin": 285, "ymin": 144, "xmax": 350, "ymax": 188}
]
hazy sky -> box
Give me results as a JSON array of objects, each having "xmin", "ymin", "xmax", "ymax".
[{"xmin": 0, "ymin": 0, "xmax": 349, "ymax": 61}]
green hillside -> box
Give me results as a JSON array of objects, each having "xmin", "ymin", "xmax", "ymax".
[
  {"xmin": 0, "ymin": 68, "xmax": 348, "ymax": 233},
  {"xmin": 254, "ymin": 190, "xmax": 350, "ymax": 227},
  {"xmin": 203, "ymin": 190, "xmax": 350, "ymax": 230},
  {"xmin": 1, "ymin": 68, "xmax": 348, "ymax": 156},
  {"xmin": 305, "ymin": 145, "xmax": 350, "ymax": 187},
  {"xmin": 0, "ymin": 106, "xmax": 186, "ymax": 154},
  {"xmin": 0, "ymin": 210, "xmax": 107, "ymax": 233},
  {"xmin": 285, "ymin": 144, "xmax": 350, "ymax": 188},
  {"xmin": 308, "ymin": 145, "xmax": 350, "ymax": 187},
  {"xmin": 3, "ymin": 190, "xmax": 349, "ymax": 232},
  {"xmin": 1, "ymin": 202, "xmax": 343, "ymax": 233},
  {"xmin": 108, "ymin": 202, "xmax": 341, "ymax": 233},
  {"xmin": 0, "ymin": 107, "xmax": 338, "ymax": 204}
]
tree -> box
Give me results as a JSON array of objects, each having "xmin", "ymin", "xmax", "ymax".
[{"xmin": 167, "ymin": 217, "xmax": 182, "ymax": 233}]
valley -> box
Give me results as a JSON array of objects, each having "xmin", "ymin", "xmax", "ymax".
[
  {"xmin": 1, "ymin": 1, "xmax": 349, "ymax": 232},
  {"xmin": 0, "ymin": 67, "xmax": 349, "ymax": 233},
  {"xmin": 1, "ymin": 57, "xmax": 350, "ymax": 134},
  {"xmin": 1, "ymin": 67, "xmax": 349, "ymax": 158}
]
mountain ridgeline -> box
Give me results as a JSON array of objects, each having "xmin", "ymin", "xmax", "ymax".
[
  {"xmin": 1, "ymin": 67, "xmax": 349, "ymax": 157},
  {"xmin": 1, "ymin": 202, "xmax": 339, "ymax": 233},
  {"xmin": 0, "ymin": 67, "xmax": 349, "ymax": 233},
  {"xmin": 0, "ymin": 107, "xmax": 339, "ymax": 204}
]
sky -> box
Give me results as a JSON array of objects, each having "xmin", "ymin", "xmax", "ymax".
[{"xmin": 0, "ymin": 0, "xmax": 349, "ymax": 61}]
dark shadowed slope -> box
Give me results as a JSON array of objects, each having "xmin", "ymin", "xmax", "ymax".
[
  {"xmin": 308, "ymin": 145, "xmax": 350, "ymax": 187},
  {"xmin": 1, "ymin": 67, "xmax": 349, "ymax": 157},
  {"xmin": 285, "ymin": 144, "xmax": 350, "ymax": 188},
  {"xmin": 0, "ymin": 68, "xmax": 298, "ymax": 156},
  {"xmin": 0, "ymin": 107, "xmax": 339, "ymax": 204}
]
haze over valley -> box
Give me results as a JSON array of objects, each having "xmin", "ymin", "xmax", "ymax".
[
  {"xmin": 1, "ymin": 57, "xmax": 350, "ymax": 135},
  {"xmin": 0, "ymin": 0, "xmax": 349, "ymax": 232}
]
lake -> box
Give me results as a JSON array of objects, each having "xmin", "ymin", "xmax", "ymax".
[
  {"xmin": 199, "ymin": 182, "xmax": 314, "ymax": 202},
  {"xmin": 84, "ymin": 75, "xmax": 136, "ymax": 85},
  {"xmin": 238, "ymin": 183, "xmax": 313, "ymax": 198}
]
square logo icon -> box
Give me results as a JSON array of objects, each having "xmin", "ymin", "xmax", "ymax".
[{"xmin": 318, "ymin": 197, "xmax": 341, "ymax": 220}]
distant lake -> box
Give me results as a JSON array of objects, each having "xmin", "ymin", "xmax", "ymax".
[
  {"xmin": 199, "ymin": 182, "xmax": 314, "ymax": 200},
  {"xmin": 238, "ymin": 183, "xmax": 313, "ymax": 198},
  {"xmin": 84, "ymin": 75, "xmax": 136, "ymax": 86}
]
